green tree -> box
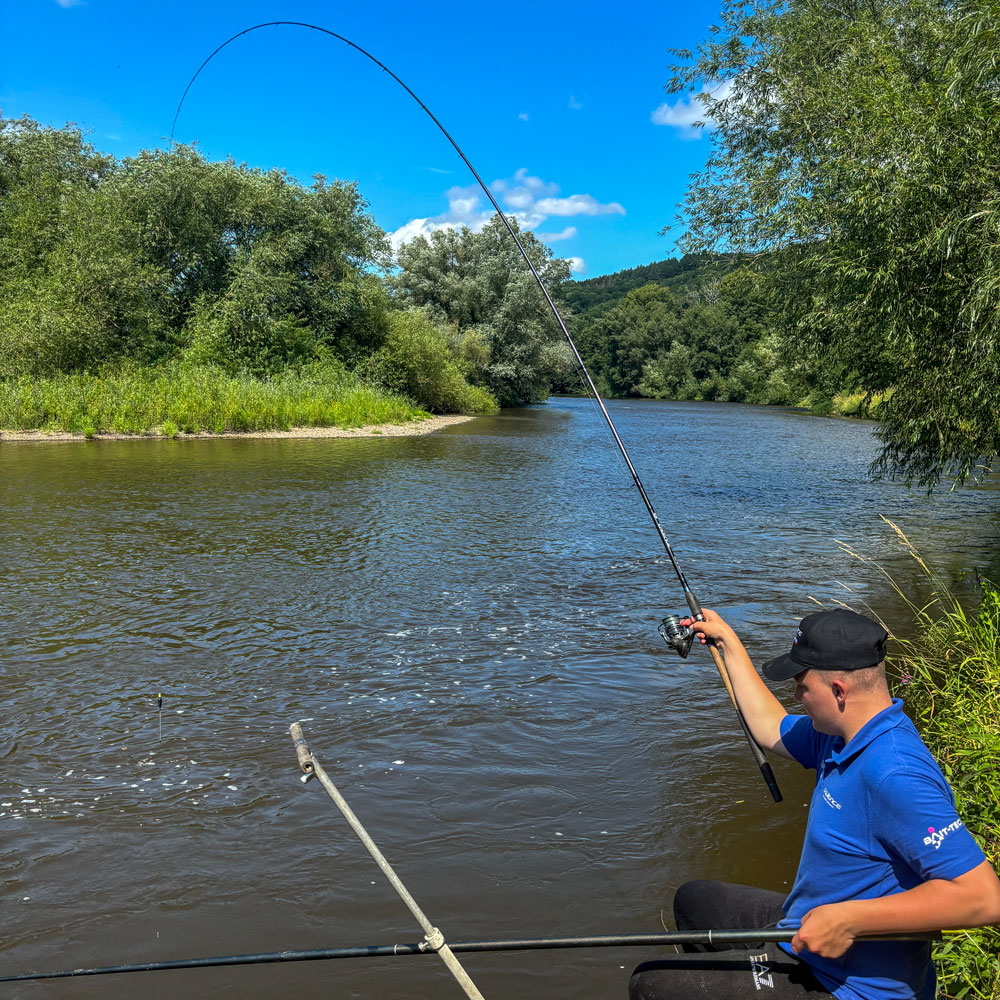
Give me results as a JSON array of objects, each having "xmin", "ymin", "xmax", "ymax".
[
  {"xmin": 582, "ymin": 284, "xmax": 683, "ymax": 395},
  {"xmin": 393, "ymin": 216, "xmax": 574, "ymax": 406},
  {"xmin": 668, "ymin": 0, "xmax": 1000, "ymax": 486},
  {"xmin": 0, "ymin": 120, "xmax": 391, "ymax": 377}
]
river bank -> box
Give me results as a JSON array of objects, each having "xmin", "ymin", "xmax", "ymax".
[{"xmin": 0, "ymin": 413, "xmax": 476, "ymax": 443}]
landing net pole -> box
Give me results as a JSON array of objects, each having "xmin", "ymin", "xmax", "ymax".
[{"xmin": 288, "ymin": 723, "xmax": 486, "ymax": 1000}]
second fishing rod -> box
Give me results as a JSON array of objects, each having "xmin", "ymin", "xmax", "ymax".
[{"xmin": 174, "ymin": 22, "xmax": 782, "ymax": 804}]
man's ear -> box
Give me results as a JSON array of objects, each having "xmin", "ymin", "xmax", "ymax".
[{"xmin": 831, "ymin": 677, "xmax": 848, "ymax": 708}]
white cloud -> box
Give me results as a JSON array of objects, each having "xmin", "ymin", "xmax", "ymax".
[
  {"xmin": 54, "ymin": 0, "xmax": 85, "ymax": 7},
  {"xmin": 390, "ymin": 169, "xmax": 624, "ymax": 252},
  {"xmin": 651, "ymin": 79, "xmax": 735, "ymax": 139},
  {"xmin": 535, "ymin": 194, "xmax": 624, "ymax": 217},
  {"xmin": 518, "ymin": 112, "xmax": 530, "ymax": 121},
  {"xmin": 568, "ymin": 95, "xmax": 584, "ymax": 110},
  {"xmin": 537, "ymin": 226, "xmax": 577, "ymax": 243},
  {"xmin": 568, "ymin": 257, "xmax": 586, "ymax": 274}
]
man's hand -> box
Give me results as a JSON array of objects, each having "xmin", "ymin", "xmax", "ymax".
[
  {"xmin": 791, "ymin": 902, "xmax": 860, "ymax": 958},
  {"xmin": 679, "ymin": 607, "xmax": 740, "ymax": 651}
]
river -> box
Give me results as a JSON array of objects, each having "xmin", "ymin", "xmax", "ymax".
[{"xmin": 2, "ymin": 398, "xmax": 998, "ymax": 999}]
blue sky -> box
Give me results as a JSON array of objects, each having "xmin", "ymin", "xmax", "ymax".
[{"xmin": 2, "ymin": 1, "xmax": 725, "ymax": 278}]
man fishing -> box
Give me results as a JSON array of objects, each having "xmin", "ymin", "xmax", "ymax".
[{"xmin": 629, "ymin": 607, "xmax": 1000, "ymax": 1000}]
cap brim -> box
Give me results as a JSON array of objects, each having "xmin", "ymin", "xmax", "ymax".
[{"xmin": 762, "ymin": 652, "xmax": 804, "ymax": 682}]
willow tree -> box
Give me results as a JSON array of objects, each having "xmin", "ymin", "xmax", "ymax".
[
  {"xmin": 0, "ymin": 119, "xmax": 391, "ymax": 377},
  {"xmin": 668, "ymin": 0, "xmax": 1000, "ymax": 487}
]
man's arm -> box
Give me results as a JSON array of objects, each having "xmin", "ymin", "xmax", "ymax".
[
  {"xmin": 791, "ymin": 859, "xmax": 1000, "ymax": 958},
  {"xmin": 682, "ymin": 609, "xmax": 792, "ymax": 759}
]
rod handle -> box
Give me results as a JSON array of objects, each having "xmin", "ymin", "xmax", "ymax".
[
  {"xmin": 707, "ymin": 645, "xmax": 783, "ymax": 803},
  {"xmin": 759, "ymin": 760, "xmax": 783, "ymax": 804},
  {"xmin": 289, "ymin": 723, "xmax": 314, "ymax": 774}
]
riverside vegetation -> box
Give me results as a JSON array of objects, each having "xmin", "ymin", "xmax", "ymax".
[
  {"xmin": 0, "ymin": 117, "xmax": 573, "ymax": 435},
  {"xmin": 4, "ymin": 4, "xmax": 999, "ymax": 491}
]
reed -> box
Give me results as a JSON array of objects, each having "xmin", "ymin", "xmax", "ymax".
[
  {"xmin": 0, "ymin": 364, "xmax": 428, "ymax": 435},
  {"xmin": 838, "ymin": 518, "xmax": 1000, "ymax": 1000}
]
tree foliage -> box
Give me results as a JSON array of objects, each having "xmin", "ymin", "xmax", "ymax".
[
  {"xmin": 561, "ymin": 253, "xmax": 730, "ymax": 319},
  {"xmin": 564, "ymin": 263, "xmax": 808, "ymax": 405},
  {"xmin": 393, "ymin": 217, "xmax": 574, "ymax": 406},
  {"xmin": 357, "ymin": 309, "xmax": 498, "ymax": 415},
  {"xmin": 668, "ymin": 0, "xmax": 1000, "ymax": 486},
  {"xmin": 0, "ymin": 116, "xmax": 391, "ymax": 378}
]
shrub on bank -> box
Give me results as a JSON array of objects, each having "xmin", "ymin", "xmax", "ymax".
[
  {"xmin": 358, "ymin": 309, "xmax": 499, "ymax": 415},
  {"xmin": 0, "ymin": 363, "xmax": 426, "ymax": 435}
]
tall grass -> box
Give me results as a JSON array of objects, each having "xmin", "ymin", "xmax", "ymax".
[
  {"xmin": 838, "ymin": 518, "xmax": 1000, "ymax": 1000},
  {"xmin": 0, "ymin": 363, "xmax": 430, "ymax": 436}
]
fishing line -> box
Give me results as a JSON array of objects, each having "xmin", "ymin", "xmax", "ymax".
[{"xmin": 171, "ymin": 22, "xmax": 781, "ymax": 802}]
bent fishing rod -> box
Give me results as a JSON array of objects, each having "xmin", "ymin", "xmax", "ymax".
[{"xmin": 171, "ymin": 22, "xmax": 781, "ymax": 803}]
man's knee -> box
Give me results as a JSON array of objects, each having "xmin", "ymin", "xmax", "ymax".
[
  {"xmin": 673, "ymin": 878, "xmax": 723, "ymax": 926},
  {"xmin": 628, "ymin": 965, "xmax": 670, "ymax": 1000}
]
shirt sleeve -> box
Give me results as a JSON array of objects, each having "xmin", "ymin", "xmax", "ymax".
[
  {"xmin": 871, "ymin": 767, "xmax": 986, "ymax": 883},
  {"xmin": 779, "ymin": 713, "xmax": 826, "ymax": 770}
]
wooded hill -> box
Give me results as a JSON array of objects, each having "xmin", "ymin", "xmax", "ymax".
[
  {"xmin": 556, "ymin": 255, "xmax": 824, "ymax": 410},
  {"xmin": 561, "ymin": 254, "xmax": 730, "ymax": 320}
]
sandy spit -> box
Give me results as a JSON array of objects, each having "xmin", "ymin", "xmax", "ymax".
[{"xmin": 0, "ymin": 414, "xmax": 478, "ymax": 443}]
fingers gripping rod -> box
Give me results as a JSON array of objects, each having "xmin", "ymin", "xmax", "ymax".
[{"xmin": 175, "ymin": 23, "xmax": 779, "ymax": 802}]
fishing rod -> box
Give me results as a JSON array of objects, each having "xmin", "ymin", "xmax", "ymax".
[
  {"xmin": 0, "ymin": 928, "xmax": 943, "ymax": 983},
  {"xmin": 171, "ymin": 22, "xmax": 781, "ymax": 803}
]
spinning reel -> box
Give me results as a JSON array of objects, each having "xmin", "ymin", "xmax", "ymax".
[{"xmin": 658, "ymin": 614, "xmax": 700, "ymax": 658}]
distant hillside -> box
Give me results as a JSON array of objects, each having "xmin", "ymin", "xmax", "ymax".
[{"xmin": 562, "ymin": 253, "xmax": 732, "ymax": 320}]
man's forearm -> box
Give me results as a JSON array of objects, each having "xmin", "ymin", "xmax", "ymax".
[
  {"xmin": 846, "ymin": 861, "xmax": 1000, "ymax": 934},
  {"xmin": 793, "ymin": 860, "xmax": 1000, "ymax": 958},
  {"xmin": 711, "ymin": 631, "xmax": 788, "ymax": 754}
]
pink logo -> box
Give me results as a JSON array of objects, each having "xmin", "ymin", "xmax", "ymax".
[{"xmin": 928, "ymin": 827, "xmax": 935, "ymax": 834}]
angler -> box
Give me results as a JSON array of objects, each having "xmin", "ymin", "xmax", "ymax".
[{"xmin": 629, "ymin": 608, "xmax": 1000, "ymax": 1000}]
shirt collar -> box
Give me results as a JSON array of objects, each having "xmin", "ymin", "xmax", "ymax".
[{"xmin": 828, "ymin": 698, "xmax": 906, "ymax": 766}]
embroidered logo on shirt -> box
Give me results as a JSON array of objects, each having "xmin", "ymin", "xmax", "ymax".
[
  {"xmin": 749, "ymin": 953, "xmax": 774, "ymax": 990},
  {"xmin": 822, "ymin": 787, "xmax": 842, "ymax": 810},
  {"xmin": 924, "ymin": 819, "xmax": 963, "ymax": 850}
]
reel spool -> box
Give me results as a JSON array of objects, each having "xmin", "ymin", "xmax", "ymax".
[{"xmin": 658, "ymin": 614, "xmax": 697, "ymax": 658}]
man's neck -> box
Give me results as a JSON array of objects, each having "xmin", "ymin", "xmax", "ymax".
[{"xmin": 837, "ymin": 692, "xmax": 894, "ymax": 744}]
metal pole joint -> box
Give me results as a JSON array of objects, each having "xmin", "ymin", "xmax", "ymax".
[{"xmin": 421, "ymin": 928, "xmax": 445, "ymax": 952}]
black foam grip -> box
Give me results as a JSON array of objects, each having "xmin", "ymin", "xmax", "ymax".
[{"xmin": 760, "ymin": 761, "xmax": 783, "ymax": 803}]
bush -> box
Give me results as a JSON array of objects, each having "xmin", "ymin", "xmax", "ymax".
[{"xmin": 359, "ymin": 310, "xmax": 498, "ymax": 414}]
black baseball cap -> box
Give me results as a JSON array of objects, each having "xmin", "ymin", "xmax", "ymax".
[{"xmin": 762, "ymin": 609, "xmax": 888, "ymax": 681}]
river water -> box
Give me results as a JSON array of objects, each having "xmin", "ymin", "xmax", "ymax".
[{"xmin": 2, "ymin": 398, "xmax": 998, "ymax": 1000}]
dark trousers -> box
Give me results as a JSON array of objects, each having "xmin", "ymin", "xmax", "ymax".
[{"xmin": 628, "ymin": 881, "xmax": 832, "ymax": 999}]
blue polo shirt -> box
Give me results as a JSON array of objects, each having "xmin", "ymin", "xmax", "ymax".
[{"xmin": 777, "ymin": 699, "xmax": 985, "ymax": 1000}]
